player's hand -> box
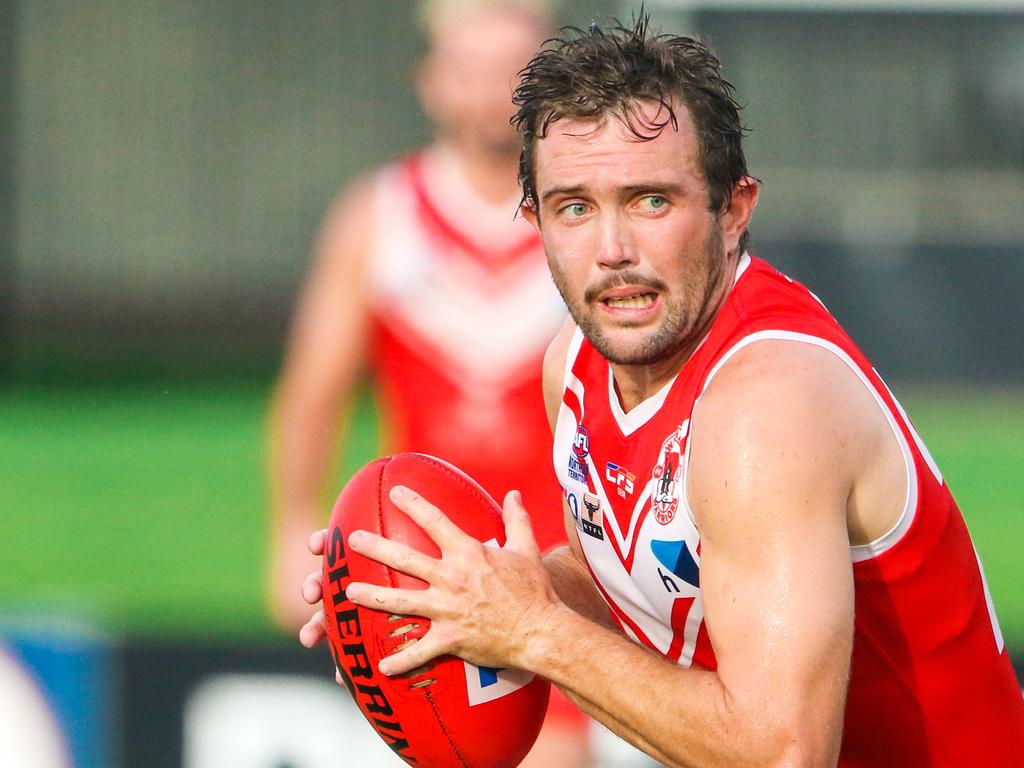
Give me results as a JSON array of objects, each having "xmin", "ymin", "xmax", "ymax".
[
  {"xmin": 296, "ymin": 529, "xmax": 347, "ymax": 686},
  {"xmin": 270, "ymin": 516, "xmax": 327, "ymax": 632},
  {"xmin": 344, "ymin": 486, "xmax": 562, "ymax": 676},
  {"xmin": 297, "ymin": 529, "xmax": 329, "ymax": 648}
]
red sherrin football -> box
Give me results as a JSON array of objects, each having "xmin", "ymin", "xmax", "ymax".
[{"xmin": 321, "ymin": 453, "xmax": 551, "ymax": 768}]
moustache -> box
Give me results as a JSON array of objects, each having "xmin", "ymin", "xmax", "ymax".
[{"xmin": 584, "ymin": 271, "xmax": 668, "ymax": 304}]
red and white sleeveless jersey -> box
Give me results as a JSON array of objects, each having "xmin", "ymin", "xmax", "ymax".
[
  {"xmin": 365, "ymin": 147, "xmax": 568, "ymax": 550},
  {"xmin": 553, "ymin": 254, "xmax": 1024, "ymax": 764}
]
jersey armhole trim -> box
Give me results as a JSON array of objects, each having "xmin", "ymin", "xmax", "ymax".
[
  {"xmin": 563, "ymin": 327, "xmax": 586, "ymax": 385},
  {"xmin": 679, "ymin": 330, "xmax": 918, "ymax": 562}
]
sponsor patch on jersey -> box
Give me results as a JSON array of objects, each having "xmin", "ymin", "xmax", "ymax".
[
  {"xmin": 652, "ymin": 538, "xmax": 700, "ymax": 588},
  {"xmin": 605, "ymin": 462, "xmax": 636, "ymax": 498},
  {"xmin": 651, "ymin": 420, "xmax": 688, "ymax": 525},
  {"xmin": 463, "ymin": 662, "xmax": 536, "ymax": 706},
  {"xmin": 568, "ymin": 424, "xmax": 590, "ymax": 482},
  {"xmin": 565, "ymin": 489, "xmax": 581, "ymax": 526},
  {"xmin": 579, "ymin": 492, "xmax": 604, "ymax": 540}
]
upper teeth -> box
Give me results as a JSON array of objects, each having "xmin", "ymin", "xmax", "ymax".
[{"xmin": 606, "ymin": 294, "xmax": 654, "ymax": 308}]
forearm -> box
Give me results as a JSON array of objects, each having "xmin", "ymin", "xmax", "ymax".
[
  {"xmin": 269, "ymin": 369, "xmax": 355, "ymax": 521},
  {"xmin": 521, "ymin": 606, "xmax": 800, "ymax": 768},
  {"xmin": 267, "ymin": 377, "xmax": 351, "ymax": 627},
  {"xmin": 538, "ymin": 545, "xmax": 723, "ymax": 760},
  {"xmin": 541, "ymin": 545, "xmax": 615, "ymax": 629}
]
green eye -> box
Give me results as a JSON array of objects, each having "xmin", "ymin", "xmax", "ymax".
[
  {"xmin": 564, "ymin": 203, "xmax": 588, "ymax": 218},
  {"xmin": 642, "ymin": 195, "xmax": 667, "ymax": 210}
]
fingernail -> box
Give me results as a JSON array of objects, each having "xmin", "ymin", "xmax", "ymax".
[
  {"xmin": 389, "ymin": 485, "xmax": 406, "ymax": 501},
  {"xmin": 378, "ymin": 659, "xmax": 391, "ymax": 676}
]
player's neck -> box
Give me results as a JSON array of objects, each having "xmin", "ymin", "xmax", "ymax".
[
  {"xmin": 610, "ymin": 254, "xmax": 741, "ymax": 412},
  {"xmin": 609, "ymin": 343, "xmax": 696, "ymax": 414}
]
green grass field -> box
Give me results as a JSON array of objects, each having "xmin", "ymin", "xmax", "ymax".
[{"xmin": 1, "ymin": 383, "xmax": 1022, "ymax": 646}]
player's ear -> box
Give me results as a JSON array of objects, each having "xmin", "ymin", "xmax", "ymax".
[
  {"xmin": 520, "ymin": 202, "xmax": 540, "ymax": 232},
  {"xmin": 721, "ymin": 176, "xmax": 758, "ymax": 253},
  {"xmin": 414, "ymin": 52, "xmax": 441, "ymax": 124}
]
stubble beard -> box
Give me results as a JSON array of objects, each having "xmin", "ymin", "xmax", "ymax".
[{"xmin": 549, "ymin": 225, "xmax": 726, "ymax": 367}]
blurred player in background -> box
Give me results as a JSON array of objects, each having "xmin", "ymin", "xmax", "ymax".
[
  {"xmin": 301, "ymin": 14, "xmax": 1024, "ymax": 766},
  {"xmin": 268, "ymin": 1, "xmax": 592, "ymax": 764}
]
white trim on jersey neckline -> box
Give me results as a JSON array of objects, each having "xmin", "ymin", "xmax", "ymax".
[
  {"xmin": 421, "ymin": 144, "xmax": 527, "ymax": 245},
  {"xmin": 606, "ymin": 252, "xmax": 752, "ymax": 437}
]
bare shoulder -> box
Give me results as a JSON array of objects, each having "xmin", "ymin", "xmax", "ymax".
[
  {"xmin": 281, "ymin": 172, "xmax": 382, "ymax": 365},
  {"xmin": 542, "ymin": 317, "xmax": 578, "ymax": 429},
  {"xmin": 315, "ymin": 173, "xmax": 378, "ymax": 262},
  {"xmin": 688, "ymin": 338, "xmax": 888, "ymax": 534},
  {"xmin": 697, "ymin": 338, "xmax": 874, "ymax": 423}
]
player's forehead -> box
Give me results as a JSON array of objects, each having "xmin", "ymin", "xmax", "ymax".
[
  {"xmin": 428, "ymin": 6, "xmax": 546, "ymax": 63},
  {"xmin": 534, "ymin": 101, "xmax": 704, "ymax": 199}
]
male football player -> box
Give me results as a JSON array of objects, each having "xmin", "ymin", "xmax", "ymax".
[{"xmin": 302, "ymin": 15, "xmax": 1024, "ymax": 766}]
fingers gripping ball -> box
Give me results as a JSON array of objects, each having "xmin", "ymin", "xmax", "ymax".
[{"xmin": 321, "ymin": 453, "xmax": 551, "ymax": 768}]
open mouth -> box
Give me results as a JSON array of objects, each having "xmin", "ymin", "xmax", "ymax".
[{"xmin": 604, "ymin": 292, "xmax": 656, "ymax": 309}]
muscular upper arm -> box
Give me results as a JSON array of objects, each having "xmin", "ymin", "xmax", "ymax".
[
  {"xmin": 277, "ymin": 178, "xmax": 376, "ymax": 404},
  {"xmin": 688, "ymin": 341, "xmax": 871, "ymax": 763}
]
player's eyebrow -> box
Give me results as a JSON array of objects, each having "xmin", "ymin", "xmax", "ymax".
[
  {"xmin": 618, "ymin": 182, "xmax": 688, "ymax": 199},
  {"xmin": 540, "ymin": 182, "xmax": 688, "ymax": 203},
  {"xmin": 539, "ymin": 184, "xmax": 586, "ymax": 203}
]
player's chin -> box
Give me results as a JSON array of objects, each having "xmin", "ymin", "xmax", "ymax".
[
  {"xmin": 593, "ymin": 312, "xmax": 664, "ymax": 345},
  {"xmin": 592, "ymin": 330, "xmax": 662, "ymax": 367}
]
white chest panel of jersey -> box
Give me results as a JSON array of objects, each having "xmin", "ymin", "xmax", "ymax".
[
  {"xmin": 553, "ymin": 353, "xmax": 708, "ymax": 667},
  {"xmin": 367, "ymin": 150, "xmax": 566, "ymax": 394}
]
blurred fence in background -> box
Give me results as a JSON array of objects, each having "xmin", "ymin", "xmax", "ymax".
[
  {"xmin": 665, "ymin": 1, "xmax": 1024, "ymax": 382},
  {"xmin": 2, "ymin": 0, "xmax": 1021, "ymax": 384}
]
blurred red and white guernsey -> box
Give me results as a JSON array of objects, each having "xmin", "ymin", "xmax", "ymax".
[
  {"xmin": 365, "ymin": 147, "xmax": 568, "ymax": 551},
  {"xmin": 553, "ymin": 254, "xmax": 1024, "ymax": 765}
]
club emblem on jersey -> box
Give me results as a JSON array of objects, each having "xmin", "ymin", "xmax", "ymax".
[
  {"xmin": 651, "ymin": 420, "xmax": 689, "ymax": 525},
  {"xmin": 568, "ymin": 424, "xmax": 590, "ymax": 482},
  {"xmin": 605, "ymin": 462, "xmax": 636, "ymax": 498},
  {"xmin": 579, "ymin": 492, "xmax": 604, "ymax": 540}
]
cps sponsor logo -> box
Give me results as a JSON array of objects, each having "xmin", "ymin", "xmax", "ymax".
[{"xmin": 605, "ymin": 462, "xmax": 635, "ymax": 498}]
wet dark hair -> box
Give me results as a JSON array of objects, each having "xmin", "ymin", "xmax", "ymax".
[{"xmin": 512, "ymin": 13, "xmax": 753, "ymax": 252}]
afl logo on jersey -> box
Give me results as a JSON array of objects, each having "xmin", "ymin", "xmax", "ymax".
[
  {"xmin": 651, "ymin": 420, "xmax": 689, "ymax": 525},
  {"xmin": 572, "ymin": 425, "xmax": 590, "ymax": 459},
  {"xmin": 568, "ymin": 424, "xmax": 590, "ymax": 483}
]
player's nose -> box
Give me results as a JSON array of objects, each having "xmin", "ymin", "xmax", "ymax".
[{"xmin": 595, "ymin": 211, "xmax": 638, "ymax": 270}]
